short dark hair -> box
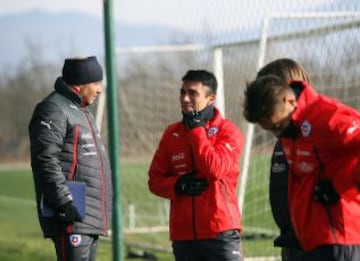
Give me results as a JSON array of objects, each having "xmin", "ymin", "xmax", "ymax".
[
  {"xmin": 182, "ymin": 70, "xmax": 217, "ymax": 95},
  {"xmin": 243, "ymin": 75, "xmax": 291, "ymax": 123}
]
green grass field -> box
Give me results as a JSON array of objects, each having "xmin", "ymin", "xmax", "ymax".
[
  {"xmin": 0, "ymin": 161, "xmax": 280, "ymax": 260},
  {"xmin": 0, "ymin": 167, "xmax": 173, "ymax": 260}
]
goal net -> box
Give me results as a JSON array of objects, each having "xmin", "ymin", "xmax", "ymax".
[{"xmin": 100, "ymin": 7, "xmax": 360, "ymax": 259}]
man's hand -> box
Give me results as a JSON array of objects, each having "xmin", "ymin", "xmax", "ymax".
[
  {"xmin": 273, "ymin": 228, "xmax": 302, "ymax": 249},
  {"xmin": 57, "ymin": 201, "xmax": 82, "ymax": 224},
  {"xmin": 175, "ymin": 174, "xmax": 208, "ymax": 195},
  {"xmin": 182, "ymin": 111, "xmax": 206, "ymax": 129},
  {"xmin": 313, "ymin": 180, "xmax": 340, "ymax": 205}
]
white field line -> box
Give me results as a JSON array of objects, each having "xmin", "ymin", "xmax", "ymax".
[
  {"xmin": 0, "ymin": 163, "xmax": 30, "ymax": 171},
  {"xmin": 245, "ymin": 256, "xmax": 281, "ymax": 261},
  {"xmin": 0, "ymin": 194, "xmax": 35, "ymax": 206}
]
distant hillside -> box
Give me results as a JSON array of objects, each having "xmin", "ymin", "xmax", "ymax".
[
  {"xmin": 2, "ymin": 1, "xmax": 357, "ymax": 69},
  {"xmin": 0, "ymin": 11, "xmax": 186, "ymax": 68}
]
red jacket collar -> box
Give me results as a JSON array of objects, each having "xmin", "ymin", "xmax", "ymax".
[{"xmin": 290, "ymin": 80, "xmax": 319, "ymax": 122}]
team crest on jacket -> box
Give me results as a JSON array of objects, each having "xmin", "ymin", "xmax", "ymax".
[
  {"xmin": 301, "ymin": 120, "xmax": 311, "ymax": 137},
  {"xmin": 207, "ymin": 127, "xmax": 219, "ymax": 137}
]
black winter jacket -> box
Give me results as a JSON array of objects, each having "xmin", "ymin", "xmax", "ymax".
[
  {"xmin": 29, "ymin": 78, "xmax": 113, "ymax": 238},
  {"xmin": 270, "ymin": 141, "xmax": 301, "ymax": 249}
]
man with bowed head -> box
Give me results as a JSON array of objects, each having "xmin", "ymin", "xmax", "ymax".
[
  {"xmin": 243, "ymin": 67, "xmax": 360, "ymax": 260},
  {"xmin": 29, "ymin": 56, "xmax": 113, "ymax": 261},
  {"xmin": 148, "ymin": 69, "xmax": 245, "ymax": 261},
  {"xmin": 256, "ymin": 58, "xmax": 308, "ymax": 261}
]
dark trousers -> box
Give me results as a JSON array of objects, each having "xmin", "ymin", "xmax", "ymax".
[
  {"xmin": 172, "ymin": 230, "xmax": 242, "ymax": 261},
  {"xmin": 303, "ymin": 245, "xmax": 360, "ymax": 261},
  {"xmin": 282, "ymin": 247, "xmax": 305, "ymax": 261},
  {"xmin": 51, "ymin": 234, "xmax": 99, "ymax": 261}
]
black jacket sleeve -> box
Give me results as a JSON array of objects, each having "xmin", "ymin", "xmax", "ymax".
[
  {"xmin": 269, "ymin": 140, "xmax": 290, "ymax": 230},
  {"xmin": 269, "ymin": 141, "xmax": 301, "ymax": 249},
  {"xmin": 29, "ymin": 100, "xmax": 72, "ymax": 207}
]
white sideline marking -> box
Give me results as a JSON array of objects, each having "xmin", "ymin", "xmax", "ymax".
[
  {"xmin": 244, "ymin": 256, "xmax": 281, "ymax": 261},
  {"xmin": 0, "ymin": 195, "xmax": 35, "ymax": 206},
  {"xmin": 124, "ymin": 225, "xmax": 168, "ymax": 234}
]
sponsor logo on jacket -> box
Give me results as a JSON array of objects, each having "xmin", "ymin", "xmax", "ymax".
[
  {"xmin": 296, "ymin": 149, "xmax": 311, "ymax": 156},
  {"xmin": 297, "ymin": 161, "xmax": 314, "ymax": 173},
  {"xmin": 69, "ymin": 104, "xmax": 79, "ymax": 111},
  {"xmin": 172, "ymin": 152, "xmax": 185, "ymax": 162},
  {"xmin": 81, "ymin": 133, "xmax": 92, "ymax": 140},
  {"xmin": 272, "ymin": 163, "xmax": 287, "ymax": 173},
  {"xmin": 274, "ymin": 151, "xmax": 284, "ymax": 156},
  {"xmin": 40, "ymin": 120, "xmax": 52, "ymax": 130}
]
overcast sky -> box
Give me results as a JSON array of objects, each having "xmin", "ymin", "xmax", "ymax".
[{"xmin": 0, "ymin": 0, "xmax": 342, "ymax": 32}]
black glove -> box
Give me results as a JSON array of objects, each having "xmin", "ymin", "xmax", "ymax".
[
  {"xmin": 57, "ymin": 201, "xmax": 82, "ymax": 224},
  {"xmin": 175, "ymin": 174, "xmax": 208, "ymax": 195},
  {"xmin": 313, "ymin": 180, "xmax": 340, "ymax": 205},
  {"xmin": 182, "ymin": 111, "xmax": 206, "ymax": 129},
  {"xmin": 182, "ymin": 105, "xmax": 214, "ymax": 129}
]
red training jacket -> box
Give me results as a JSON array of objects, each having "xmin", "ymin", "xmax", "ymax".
[
  {"xmin": 148, "ymin": 107, "xmax": 244, "ymax": 241},
  {"xmin": 280, "ymin": 81, "xmax": 360, "ymax": 251}
]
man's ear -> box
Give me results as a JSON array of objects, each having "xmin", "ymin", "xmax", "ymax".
[
  {"xmin": 70, "ymin": 85, "xmax": 82, "ymax": 95},
  {"xmin": 207, "ymin": 94, "xmax": 216, "ymax": 105}
]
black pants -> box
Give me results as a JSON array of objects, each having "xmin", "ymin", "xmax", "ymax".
[
  {"xmin": 51, "ymin": 234, "xmax": 99, "ymax": 261},
  {"xmin": 282, "ymin": 247, "xmax": 305, "ymax": 261},
  {"xmin": 172, "ymin": 230, "xmax": 242, "ymax": 261},
  {"xmin": 303, "ymin": 245, "xmax": 360, "ymax": 261}
]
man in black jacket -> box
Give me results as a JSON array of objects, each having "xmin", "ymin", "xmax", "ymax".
[{"xmin": 29, "ymin": 56, "xmax": 113, "ymax": 261}]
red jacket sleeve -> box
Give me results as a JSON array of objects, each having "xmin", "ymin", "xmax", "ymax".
[
  {"xmin": 187, "ymin": 120, "xmax": 244, "ymax": 180},
  {"xmin": 148, "ymin": 128, "xmax": 179, "ymax": 200},
  {"xmin": 328, "ymin": 105, "xmax": 360, "ymax": 149}
]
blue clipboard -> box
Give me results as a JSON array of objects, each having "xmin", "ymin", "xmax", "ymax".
[{"xmin": 41, "ymin": 181, "xmax": 86, "ymax": 220}]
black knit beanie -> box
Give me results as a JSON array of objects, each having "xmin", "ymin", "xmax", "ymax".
[{"xmin": 62, "ymin": 56, "xmax": 103, "ymax": 85}]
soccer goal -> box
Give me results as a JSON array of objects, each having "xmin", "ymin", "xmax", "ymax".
[{"xmin": 96, "ymin": 10, "xmax": 360, "ymax": 259}]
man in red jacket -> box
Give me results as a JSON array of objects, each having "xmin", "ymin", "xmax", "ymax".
[
  {"xmin": 256, "ymin": 58, "xmax": 308, "ymax": 261},
  {"xmin": 148, "ymin": 70, "xmax": 244, "ymax": 261},
  {"xmin": 243, "ymin": 73, "xmax": 360, "ymax": 260}
]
